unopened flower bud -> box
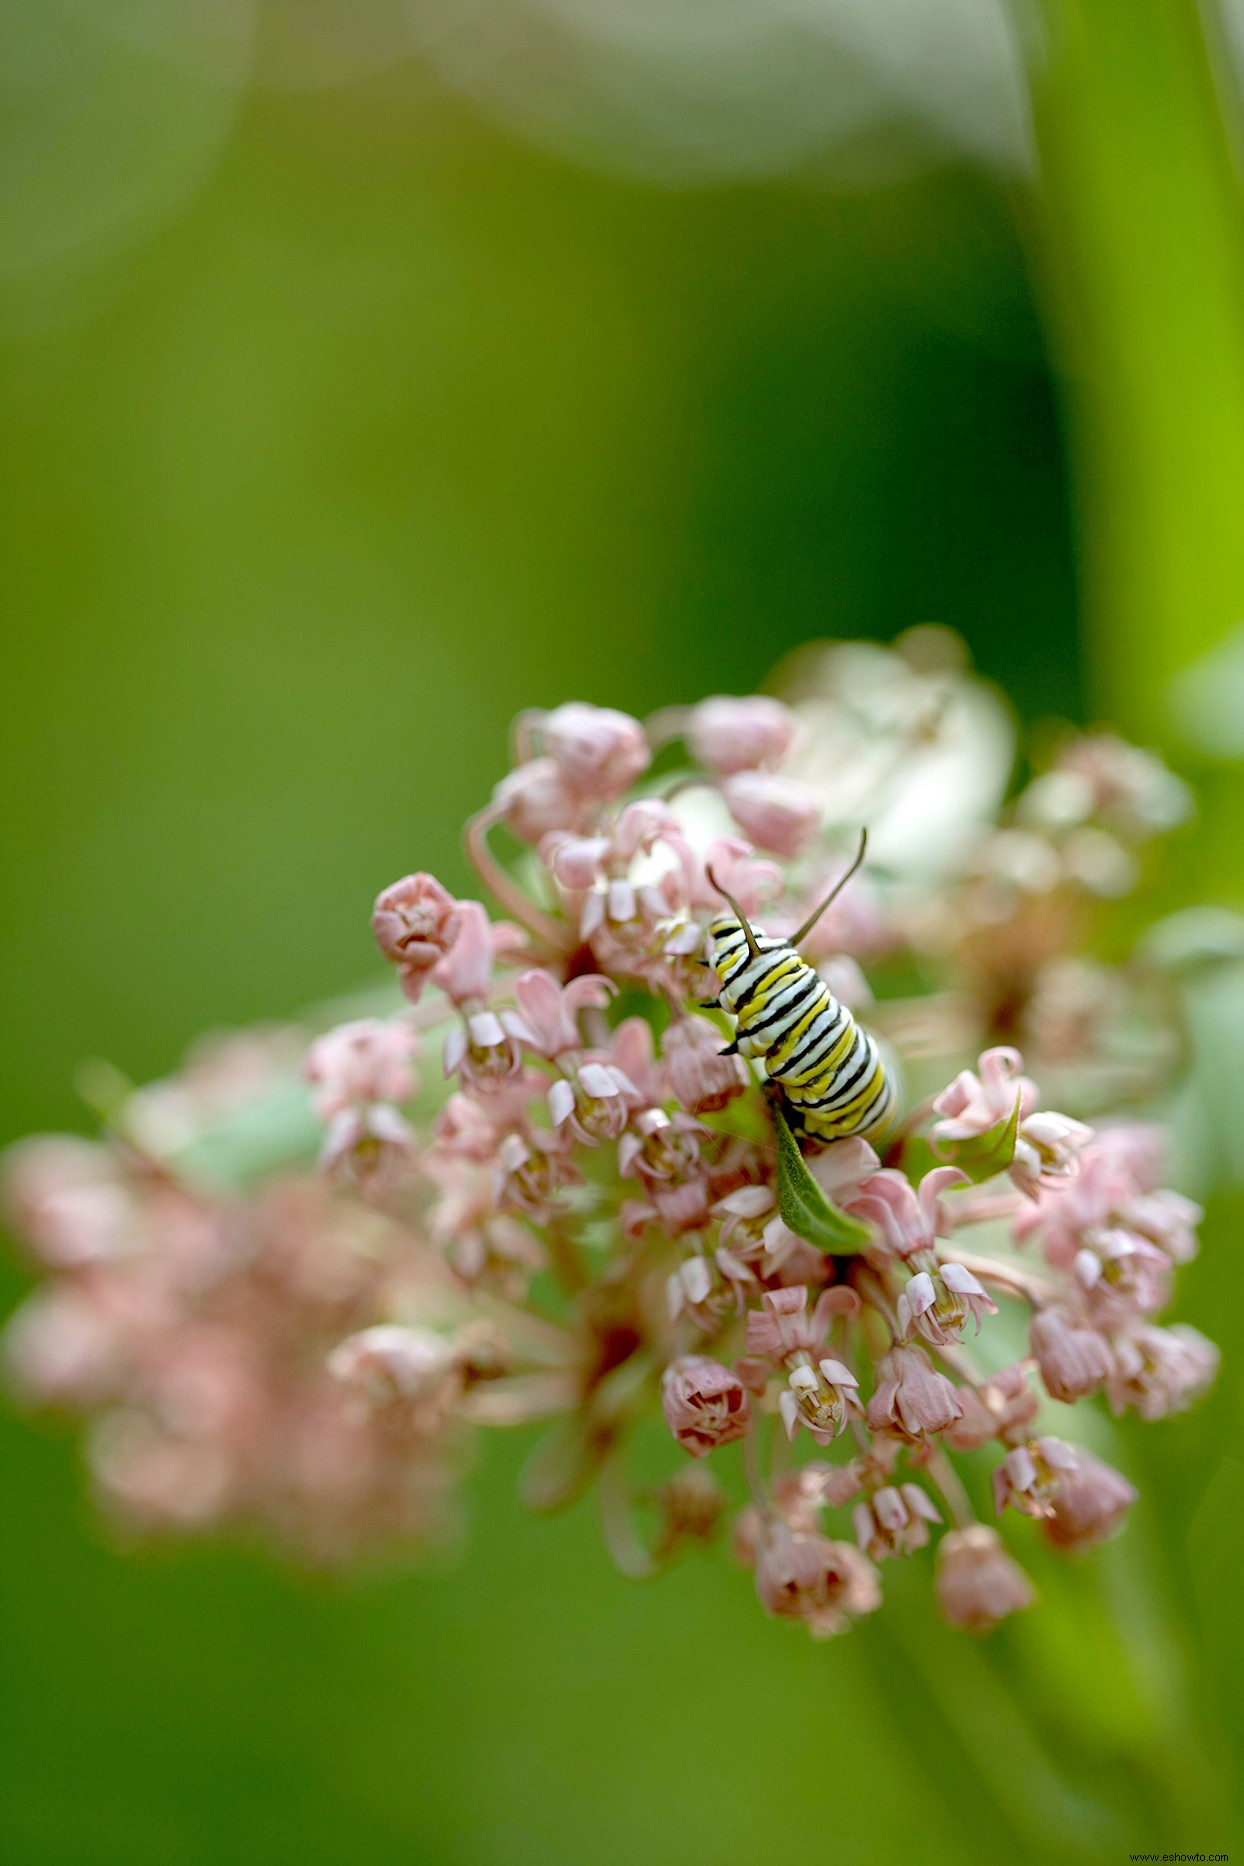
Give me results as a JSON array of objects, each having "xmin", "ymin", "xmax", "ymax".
[
  {"xmin": 867, "ymin": 1344, "xmax": 963, "ymax": 1441},
  {"xmin": 541, "ymin": 702, "xmax": 650, "ymax": 798},
  {"xmin": 935, "ymin": 1525, "xmax": 1035, "ymax": 1632},
  {"xmin": 494, "ymin": 758, "xmax": 584, "ymax": 842},
  {"xmin": 1041, "ymin": 1449, "xmax": 1138, "ymax": 1551},
  {"xmin": 1029, "ymin": 1307, "xmax": 1113, "ymax": 1403},
  {"xmin": 686, "ymin": 695, "xmax": 796, "ymax": 775},
  {"xmin": 371, "ymin": 872, "xmax": 459, "ymax": 1002},
  {"xmin": 721, "ymin": 772, "xmax": 822, "ymax": 858}
]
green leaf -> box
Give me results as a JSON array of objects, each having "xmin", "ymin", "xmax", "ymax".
[
  {"xmin": 932, "ymin": 1091, "xmax": 1022, "ymax": 1186},
  {"xmin": 772, "ymin": 1101, "xmax": 871, "ymax": 1254}
]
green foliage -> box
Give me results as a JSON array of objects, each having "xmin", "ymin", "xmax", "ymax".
[{"xmin": 771, "ymin": 1100, "xmax": 871, "ymax": 1252}]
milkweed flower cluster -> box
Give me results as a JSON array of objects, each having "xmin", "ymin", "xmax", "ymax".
[{"xmin": 2, "ymin": 632, "xmax": 1220, "ymax": 1635}]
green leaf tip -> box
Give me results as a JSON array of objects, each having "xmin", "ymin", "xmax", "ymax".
[{"xmin": 771, "ymin": 1100, "xmax": 872, "ymax": 1254}]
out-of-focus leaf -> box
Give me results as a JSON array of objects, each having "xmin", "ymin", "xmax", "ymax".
[{"xmin": 772, "ymin": 1101, "xmax": 870, "ymax": 1252}]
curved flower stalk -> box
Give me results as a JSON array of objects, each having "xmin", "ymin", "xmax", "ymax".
[{"xmin": 1, "ymin": 633, "xmax": 1220, "ymax": 1632}]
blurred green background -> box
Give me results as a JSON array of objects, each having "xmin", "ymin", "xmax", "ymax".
[{"xmin": 2, "ymin": 3, "xmax": 1243, "ymax": 1862}]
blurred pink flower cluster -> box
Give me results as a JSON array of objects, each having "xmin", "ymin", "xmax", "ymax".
[{"xmin": 2, "ymin": 634, "xmax": 1218, "ymax": 1634}]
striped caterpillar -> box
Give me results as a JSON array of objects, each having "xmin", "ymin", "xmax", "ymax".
[{"xmin": 706, "ymin": 832, "xmax": 896, "ymax": 1143}]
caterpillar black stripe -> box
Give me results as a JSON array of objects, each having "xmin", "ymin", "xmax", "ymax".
[{"xmin": 706, "ymin": 831, "xmax": 897, "ymax": 1144}]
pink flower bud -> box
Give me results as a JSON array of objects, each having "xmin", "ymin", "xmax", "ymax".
[
  {"xmin": 721, "ymin": 773, "xmax": 822, "ymax": 858},
  {"xmin": 935, "ymin": 1525, "xmax": 1035, "ymax": 1632},
  {"xmin": 866, "ymin": 1344, "xmax": 963, "ymax": 1441},
  {"xmin": 686, "ymin": 695, "xmax": 797, "ymax": 775},
  {"xmin": 1041, "ymin": 1449, "xmax": 1138, "ymax": 1552},
  {"xmin": 661, "ymin": 1355, "xmax": 751, "ymax": 1458},
  {"xmin": 371, "ymin": 872, "xmax": 459, "ymax": 1002},
  {"xmin": 753, "ymin": 1526, "xmax": 881, "ymax": 1637},
  {"xmin": 432, "ymin": 901, "xmax": 495, "ymax": 1007},
  {"xmin": 1029, "ymin": 1307, "xmax": 1113, "ymax": 1403},
  {"xmin": 493, "ymin": 758, "xmax": 585, "ymax": 843},
  {"xmin": 541, "ymin": 703, "xmax": 650, "ymax": 798}
]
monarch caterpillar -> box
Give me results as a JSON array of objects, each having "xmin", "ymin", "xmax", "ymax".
[{"xmin": 706, "ymin": 831, "xmax": 897, "ymax": 1143}]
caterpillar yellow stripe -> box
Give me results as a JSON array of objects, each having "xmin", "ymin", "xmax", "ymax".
[{"xmin": 705, "ymin": 834, "xmax": 897, "ymax": 1144}]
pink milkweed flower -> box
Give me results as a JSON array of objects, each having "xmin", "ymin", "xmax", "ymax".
[
  {"xmin": 548, "ymin": 1063, "xmax": 635, "ymax": 1145},
  {"xmin": 443, "ymin": 1011, "xmax": 524, "ymax": 1092},
  {"xmin": 685, "ymin": 695, "xmax": 797, "ymax": 775},
  {"xmin": 328, "ymin": 1324, "xmax": 457, "ymax": 1420},
  {"xmin": 853, "ymin": 1483, "xmax": 941, "ymax": 1561},
  {"xmin": 661, "ymin": 1016, "xmax": 749, "ymax": 1115},
  {"xmin": 1123, "ymin": 1188, "xmax": 1202, "ymax": 1266},
  {"xmin": 935, "ymin": 1525, "xmax": 1035, "ymax": 1632},
  {"xmin": 371, "ymin": 872, "xmax": 461, "ymax": 1003},
  {"xmin": 661, "ymin": 1355, "xmax": 751, "ymax": 1457},
  {"xmin": 1011, "ymin": 1109, "xmax": 1095, "ymax": 1201},
  {"xmin": 992, "ymin": 1436, "xmax": 1080, "ymax": 1519},
  {"xmin": 847, "ymin": 1166, "xmax": 966, "ymax": 1260},
  {"xmin": 1029, "ymin": 1307, "xmax": 1114, "ymax": 1403},
  {"xmin": 604, "ymin": 1017, "xmax": 666, "ymax": 1106},
  {"xmin": 740, "ymin": 1287, "xmax": 862, "ymax": 1443},
  {"xmin": 546, "ymin": 800, "xmax": 680, "ymax": 893},
  {"xmin": 930, "ymin": 1046, "xmax": 1037, "ymax": 1144},
  {"xmin": 780, "ymin": 1356, "xmax": 861, "ymax": 1445},
  {"xmin": 667, "ymin": 1250, "xmax": 756, "ymax": 1333},
  {"xmin": 1105, "ymin": 1322, "xmax": 1219, "ymax": 1420},
  {"xmin": 538, "ymin": 702, "xmax": 651, "ymax": 799},
  {"xmin": 867, "ymin": 1344, "xmax": 963, "ymax": 1441},
  {"xmin": 493, "ymin": 1129, "xmax": 580, "ymax": 1221},
  {"xmin": 947, "ymin": 1363, "xmax": 1038, "ymax": 1451},
  {"xmin": 320, "ymin": 1104, "xmax": 415, "ymax": 1190},
  {"xmin": 753, "ymin": 1526, "xmax": 881, "ymax": 1637},
  {"xmin": 897, "ymin": 1262, "xmax": 997, "ymax": 1346},
  {"xmin": 617, "ymin": 1108, "xmax": 709, "ymax": 1186},
  {"xmin": 710, "ymin": 1186, "xmax": 827, "ymax": 1287},
  {"xmin": 743, "ymin": 1285, "xmax": 859, "ymax": 1366},
  {"xmin": 305, "ymin": 1019, "xmax": 418, "ymax": 1122},
  {"xmin": 721, "ymin": 772, "xmax": 822, "ymax": 858},
  {"xmin": 1073, "ymin": 1227, "xmax": 1171, "ymax": 1317},
  {"xmin": 432, "ymin": 1092, "xmax": 500, "ymax": 1162},
  {"xmin": 3, "ymin": 1137, "xmax": 138, "ymax": 1269},
  {"xmin": 4, "ymin": 1285, "xmax": 122, "ymax": 1407},
  {"xmin": 502, "ymin": 969, "xmax": 615, "ymax": 1060},
  {"xmin": 625, "ymin": 1174, "xmax": 715, "ymax": 1241},
  {"xmin": 493, "ymin": 758, "xmax": 586, "ymax": 843}
]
